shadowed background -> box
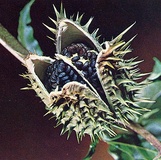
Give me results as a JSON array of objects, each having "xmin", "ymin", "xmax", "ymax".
[{"xmin": 1, "ymin": 0, "xmax": 161, "ymax": 160}]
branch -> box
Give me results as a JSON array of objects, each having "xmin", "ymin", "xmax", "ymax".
[
  {"xmin": 118, "ymin": 121, "xmax": 161, "ymax": 160},
  {"xmin": 0, "ymin": 23, "xmax": 28, "ymax": 63}
]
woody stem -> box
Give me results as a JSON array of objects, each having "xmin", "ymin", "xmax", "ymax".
[{"xmin": 118, "ymin": 121, "xmax": 161, "ymax": 159}]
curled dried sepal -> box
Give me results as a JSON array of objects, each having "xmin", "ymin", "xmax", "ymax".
[
  {"xmin": 44, "ymin": 4, "xmax": 102, "ymax": 54},
  {"xmin": 21, "ymin": 54, "xmax": 54, "ymax": 107},
  {"xmin": 47, "ymin": 81, "xmax": 116, "ymax": 140}
]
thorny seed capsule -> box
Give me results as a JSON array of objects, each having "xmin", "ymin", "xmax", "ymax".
[{"xmin": 4, "ymin": 3, "xmax": 151, "ymax": 142}]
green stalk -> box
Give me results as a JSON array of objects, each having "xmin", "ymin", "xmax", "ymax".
[
  {"xmin": 0, "ymin": 23, "xmax": 28, "ymax": 63},
  {"xmin": 117, "ymin": 121, "xmax": 161, "ymax": 160}
]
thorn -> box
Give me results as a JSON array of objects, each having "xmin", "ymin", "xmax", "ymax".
[
  {"xmin": 48, "ymin": 17, "xmax": 58, "ymax": 27},
  {"xmin": 70, "ymin": 14, "xmax": 75, "ymax": 20},
  {"xmin": 92, "ymin": 28, "xmax": 99, "ymax": 37},
  {"xmin": 110, "ymin": 41, "xmax": 125, "ymax": 52},
  {"xmin": 48, "ymin": 116, "xmax": 55, "ymax": 120},
  {"xmin": 96, "ymin": 34, "xmax": 101, "ymax": 40},
  {"xmin": 136, "ymin": 72, "xmax": 150, "ymax": 77},
  {"xmin": 67, "ymin": 129, "xmax": 73, "ymax": 139},
  {"xmin": 21, "ymin": 87, "xmax": 32, "ymax": 90},
  {"xmin": 120, "ymin": 35, "xmax": 137, "ymax": 50},
  {"xmin": 111, "ymin": 22, "xmax": 136, "ymax": 44},
  {"xmin": 47, "ymin": 36, "xmax": 56, "ymax": 42},
  {"xmin": 84, "ymin": 17, "xmax": 94, "ymax": 29},
  {"xmin": 77, "ymin": 13, "xmax": 84, "ymax": 23},
  {"xmin": 53, "ymin": 4, "xmax": 60, "ymax": 20},
  {"xmin": 76, "ymin": 12, "xmax": 80, "ymax": 21},
  {"xmin": 60, "ymin": 3, "xmax": 66, "ymax": 18},
  {"xmin": 130, "ymin": 60, "xmax": 144, "ymax": 66},
  {"xmin": 113, "ymin": 50, "xmax": 131, "ymax": 56},
  {"xmin": 44, "ymin": 110, "xmax": 52, "ymax": 116},
  {"xmin": 43, "ymin": 23, "xmax": 57, "ymax": 34}
]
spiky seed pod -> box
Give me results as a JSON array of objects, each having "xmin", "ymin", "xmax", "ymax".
[
  {"xmin": 41, "ymin": 4, "xmax": 150, "ymax": 140},
  {"xmin": 13, "ymin": 4, "xmax": 150, "ymax": 141}
]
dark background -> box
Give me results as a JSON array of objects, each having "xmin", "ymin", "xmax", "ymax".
[{"xmin": 1, "ymin": 0, "xmax": 161, "ymax": 160}]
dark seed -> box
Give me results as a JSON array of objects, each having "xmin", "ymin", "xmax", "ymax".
[
  {"xmin": 53, "ymin": 66, "xmax": 58, "ymax": 76},
  {"xmin": 72, "ymin": 56, "xmax": 80, "ymax": 62},
  {"xmin": 91, "ymin": 53, "xmax": 97, "ymax": 59},
  {"xmin": 53, "ymin": 63, "xmax": 57, "ymax": 70},
  {"xmin": 61, "ymin": 76, "xmax": 69, "ymax": 81},
  {"xmin": 93, "ymin": 68, "xmax": 96, "ymax": 72},
  {"xmin": 82, "ymin": 71, "xmax": 88, "ymax": 77},
  {"xmin": 69, "ymin": 70, "xmax": 74, "ymax": 76},
  {"xmin": 90, "ymin": 59, "xmax": 96, "ymax": 68},
  {"xmin": 76, "ymin": 43, "xmax": 82, "ymax": 51},
  {"xmin": 87, "ymin": 51, "xmax": 92, "ymax": 58},
  {"xmin": 59, "ymin": 72, "xmax": 66, "ymax": 78},
  {"xmin": 80, "ymin": 80, "xmax": 85, "ymax": 84},
  {"xmin": 51, "ymin": 83, "xmax": 57, "ymax": 89},
  {"xmin": 65, "ymin": 52, "xmax": 72, "ymax": 57},
  {"xmin": 91, "ymin": 72, "xmax": 97, "ymax": 79},
  {"xmin": 79, "ymin": 47, "xmax": 86, "ymax": 56},
  {"xmin": 68, "ymin": 45, "xmax": 76, "ymax": 53},
  {"xmin": 75, "ymin": 61, "xmax": 83, "ymax": 70},
  {"xmin": 56, "ymin": 77, "xmax": 60, "ymax": 84},
  {"xmin": 73, "ymin": 74, "xmax": 78, "ymax": 81},
  {"xmin": 88, "ymin": 67, "xmax": 93, "ymax": 76},
  {"xmin": 64, "ymin": 79, "xmax": 71, "ymax": 84},
  {"xmin": 82, "ymin": 52, "xmax": 88, "ymax": 59},
  {"xmin": 66, "ymin": 65, "xmax": 71, "ymax": 73},
  {"xmin": 83, "ymin": 61, "xmax": 90, "ymax": 70},
  {"xmin": 62, "ymin": 48, "xmax": 68, "ymax": 55},
  {"xmin": 50, "ymin": 76, "xmax": 56, "ymax": 83},
  {"xmin": 58, "ymin": 63, "xmax": 65, "ymax": 72}
]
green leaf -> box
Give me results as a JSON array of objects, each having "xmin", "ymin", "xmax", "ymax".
[
  {"xmin": 138, "ymin": 58, "xmax": 161, "ymax": 121},
  {"xmin": 148, "ymin": 57, "xmax": 161, "ymax": 80},
  {"xmin": 108, "ymin": 141, "xmax": 158, "ymax": 160},
  {"xmin": 18, "ymin": 0, "xmax": 43, "ymax": 55}
]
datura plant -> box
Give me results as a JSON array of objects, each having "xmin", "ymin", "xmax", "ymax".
[{"xmin": 1, "ymin": 1, "xmax": 161, "ymax": 159}]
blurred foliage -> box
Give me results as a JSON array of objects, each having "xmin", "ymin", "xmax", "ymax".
[
  {"xmin": 109, "ymin": 141, "xmax": 157, "ymax": 160},
  {"xmin": 17, "ymin": 0, "xmax": 43, "ymax": 56}
]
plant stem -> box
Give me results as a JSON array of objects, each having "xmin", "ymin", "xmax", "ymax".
[
  {"xmin": 118, "ymin": 121, "xmax": 161, "ymax": 159},
  {"xmin": 0, "ymin": 23, "xmax": 28, "ymax": 63}
]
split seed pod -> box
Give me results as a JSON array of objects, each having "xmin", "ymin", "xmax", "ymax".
[{"xmin": 1, "ymin": 4, "xmax": 150, "ymax": 141}]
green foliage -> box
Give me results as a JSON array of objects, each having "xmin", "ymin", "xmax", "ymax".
[
  {"xmin": 138, "ymin": 57, "xmax": 161, "ymax": 126},
  {"xmin": 140, "ymin": 58, "xmax": 161, "ymax": 149},
  {"xmin": 108, "ymin": 141, "xmax": 157, "ymax": 160},
  {"xmin": 18, "ymin": 0, "xmax": 43, "ymax": 56}
]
